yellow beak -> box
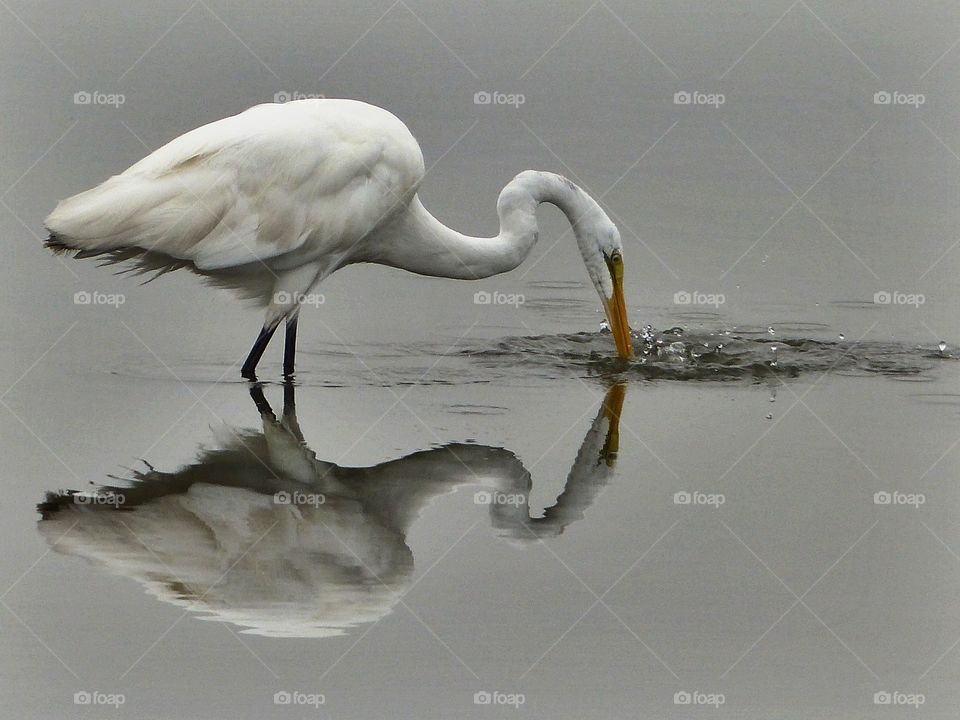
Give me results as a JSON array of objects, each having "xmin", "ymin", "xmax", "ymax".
[
  {"xmin": 600, "ymin": 383, "xmax": 626, "ymax": 463},
  {"xmin": 603, "ymin": 262, "xmax": 634, "ymax": 360}
]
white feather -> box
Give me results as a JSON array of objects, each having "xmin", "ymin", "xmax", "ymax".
[{"xmin": 46, "ymin": 99, "xmax": 424, "ymax": 272}]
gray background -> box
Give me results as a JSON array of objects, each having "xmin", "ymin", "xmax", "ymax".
[{"xmin": 1, "ymin": 1, "xmax": 959, "ymax": 718}]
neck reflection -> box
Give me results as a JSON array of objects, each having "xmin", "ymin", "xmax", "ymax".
[{"xmin": 37, "ymin": 382, "xmax": 626, "ymax": 638}]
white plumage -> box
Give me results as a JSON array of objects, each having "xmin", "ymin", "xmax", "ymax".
[
  {"xmin": 49, "ymin": 100, "xmax": 421, "ymax": 269},
  {"xmin": 46, "ymin": 99, "xmax": 634, "ymax": 377}
]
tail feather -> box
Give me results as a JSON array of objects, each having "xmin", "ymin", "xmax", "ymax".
[
  {"xmin": 44, "ymin": 234, "xmax": 80, "ymax": 255},
  {"xmin": 46, "ymin": 233, "xmax": 276, "ymax": 304},
  {"xmin": 44, "ymin": 169, "xmax": 279, "ymax": 305},
  {"xmin": 44, "ymin": 169, "xmax": 230, "ymax": 260}
]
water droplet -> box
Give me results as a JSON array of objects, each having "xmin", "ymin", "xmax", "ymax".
[
  {"xmin": 838, "ymin": 333, "xmax": 845, "ymax": 341},
  {"xmin": 599, "ymin": 319, "xmax": 610, "ymax": 333},
  {"xmin": 938, "ymin": 341, "xmax": 947, "ymax": 353},
  {"xmin": 767, "ymin": 326, "xmax": 775, "ymax": 335},
  {"xmin": 769, "ymin": 345, "xmax": 778, "ymax": 367},
  {"xmin": 765, "ymin": 413, "xmax": 773, "ymax": 420}
]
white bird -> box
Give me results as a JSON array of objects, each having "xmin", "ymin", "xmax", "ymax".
[{"xmin": 45, "ymin": 99, "xmax": 635, "ymax": 378}]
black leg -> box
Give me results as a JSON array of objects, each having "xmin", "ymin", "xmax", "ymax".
[
  {"xmin": 249, "ymin": 382, "xmax": 274, "ymax": 418},
  {"xmin": 283, "ymin": 315, "xmax": 298, "ymax": 377},
  {"xmin": 241, "ymin": 323, "xmax": 279, "ymax": 380},
  {"xmin": 282, "ymin": 377, "xmax": 296, "ymax": 416},
  {"xmin": 281, "ymin": 378, "xmax": 304, "ymax": 442}
]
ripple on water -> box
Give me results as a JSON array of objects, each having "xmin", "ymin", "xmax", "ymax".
[
  {"xmin": 525, "ymin": 280, "xmax": 587, "ymax": 290},
  {"xmin": 109, "ymin": 328, "xmax": 954, "ymax": 388},
  {"xmin": 446, "ymin": 404, "xmax": 509, "ymax": 416},
  {"xmin": 462, "ymin": 328, "xmax": 954, "ymax": 382}
]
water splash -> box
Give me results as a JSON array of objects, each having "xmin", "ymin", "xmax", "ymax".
[
  {"xmin": 112, "ymin": 327, "xmax": 955, "ymax": 387},
  {"xmin": 464, "ymin": 326, "xmax": 954, "ymax": 382}
]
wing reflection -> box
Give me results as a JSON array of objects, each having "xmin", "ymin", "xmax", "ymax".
[{"xmin": 37, "ymin": 383, "xmax": 626, "ymax": 638}]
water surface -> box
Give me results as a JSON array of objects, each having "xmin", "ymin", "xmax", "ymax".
[{"xmin": 2, "ymin": 1, "xmax": 959, "ymax": 718}]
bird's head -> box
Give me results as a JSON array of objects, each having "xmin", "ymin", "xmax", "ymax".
[
  {"xmin": 497, "ymin": 170, "xmax": 636, "ymax": 360},
  {"xmin": 573, "ymin": 205, "xmax": 635, "ymax": 361}
]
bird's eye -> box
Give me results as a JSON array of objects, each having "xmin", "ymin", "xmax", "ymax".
[{"xmin": 606, "ymin": 251, "xmax": 624, "ymax": 280}]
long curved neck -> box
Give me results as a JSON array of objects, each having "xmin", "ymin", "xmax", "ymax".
[{"xmin": 371, "ymin": 171, "xmax": 599, "ymax": 280}]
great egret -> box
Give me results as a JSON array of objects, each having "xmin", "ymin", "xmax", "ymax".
[
  {"xmin": 38, "ymin": 383, "xmax": 625, "ymax": 637},
  {"xmin": 45, "ymin": 99, "xmax": 634, "ymax": 378}
]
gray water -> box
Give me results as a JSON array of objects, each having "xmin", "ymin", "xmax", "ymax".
[{"xmin": 2, "ymin": 1, "xmax": 959, "ymax": 718}]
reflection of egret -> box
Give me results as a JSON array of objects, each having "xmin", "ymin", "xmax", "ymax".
[
  {"xmin": 38, "ymin": 383, "xmax": 626, "ymax": 638},
  {"xmin": 45, "ymin": 99, "xmax": 635, "ymax": 378}
]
